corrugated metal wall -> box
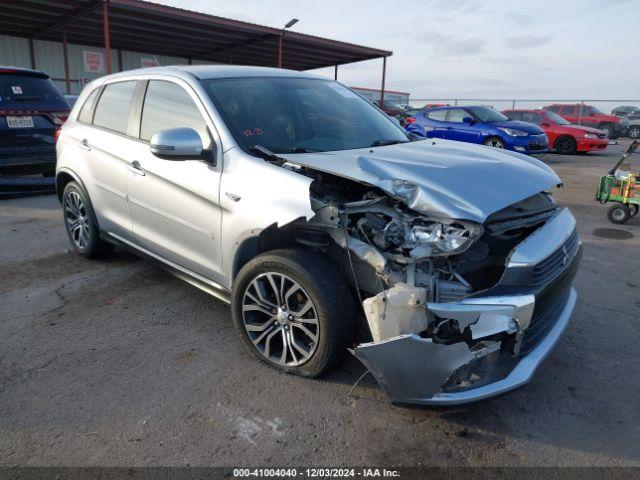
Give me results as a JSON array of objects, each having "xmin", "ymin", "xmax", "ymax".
[{"xmin": 0, "ymin": 34, "xmax": 214, "ymax": 94}]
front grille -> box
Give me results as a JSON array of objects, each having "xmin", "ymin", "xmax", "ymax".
[
  {"xmin": 520, "ymin": 288, "xmax": 570, "ymax": 355},
  {"xmin": 528, "ymin": 142, "xmax": 548, "ymax": 151},
  {"xmin": 530, "ymin": 229, "xmax": 579, "ymax": 287}
]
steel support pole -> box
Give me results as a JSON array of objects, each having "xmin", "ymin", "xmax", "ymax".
[
  {"xmin": 28, "ymin": 38, "xmax": 36, "ymax": 69},
  {"xmin": 103, "ymin": 0, "xmax": 112, "ymax": 74},
  {"xmin": 334, "ymin": 65, "xmax": 338, "ymax": 80},
  {"xmin": 380, "ymin": 56, "xmax": 387, "ymax": 108},
  {"xmin": 62, "ymin": 28, "xmax": 71, "ymax": 93},
  {"xmin": 117, "ymin": 49, "xmax": 123, "ymax": 72},
  {"xmin": 277, "ymin": 34, "xmax": 283, "ymax": 68}
]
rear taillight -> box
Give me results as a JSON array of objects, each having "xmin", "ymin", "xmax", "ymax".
[
  {"xmin": 405, "ymin": 117, "xmax": 416, "ymax": 124},
  {"xmin": 54, "ymin": 128, "xmax": 61, "ymax": 143},
  {"xmin": 49, "ymin": 111, "xmax": 69, "ymax": 126}
]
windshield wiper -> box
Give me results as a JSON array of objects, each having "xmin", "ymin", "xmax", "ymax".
[
  {"xmin": 249, "ymin": 145, "xmax": 287, "ymax": 164},
  {"xmin": 369, "ymin": 139, "xmax": 409, "ymax": 147}
]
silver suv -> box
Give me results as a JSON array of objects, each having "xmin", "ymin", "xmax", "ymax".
[{"xmin": 56, "ymin": 66, "xmax": 581, "ymax": 406}]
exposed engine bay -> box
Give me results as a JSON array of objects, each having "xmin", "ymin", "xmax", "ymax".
[
  {"xmin": 262, "ymin": 163, "xmax": 576, "ymax": 404},
  {"xmin": 284, "ymin": 166, "xmax": 557, "ymax": 332}
]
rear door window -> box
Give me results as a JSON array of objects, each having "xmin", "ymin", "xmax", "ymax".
[
  {"xmin": 427, "ymin": 110, "xmax": 448, "ymax": 122},
  {"xmin": 93, "ymin": 81, "xmax": 137, "ymax": 134},
  {"xmin": 139, "ymin": 80, "xmax": 208, "ymax": 143},
  {"xmin": 78, "ymin": 88, "xmax": 100, "ymax": 124},
  {"xmin": 562, "ymin": 105, "xmax": 577, "ymax": 115}
]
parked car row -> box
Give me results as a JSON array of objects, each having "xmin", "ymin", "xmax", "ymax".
[
  {"xmin": 396, "ymin": 101, "xmax": 640, "ymax": 151},
  {"xmin": 399, "ymin": 101, "xmax": 640, "ymax": 154}
]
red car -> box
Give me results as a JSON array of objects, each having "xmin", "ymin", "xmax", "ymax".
[
  {"xmin": 502, "ymin": 109, "xmax": 609, "ymax": 155},
  {"xmin": 543, "ymin": 104, "xmax": 628, "ymax": 139}
]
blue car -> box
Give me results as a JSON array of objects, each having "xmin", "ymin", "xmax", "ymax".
[{"xmin": 406, "ymin": 105, "xmax": 549, "ymax": 154}]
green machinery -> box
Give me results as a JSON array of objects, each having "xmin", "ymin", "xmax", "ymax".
[{"xmin": 595, "ymin": 141, "xmax": 640, "ymax": 224}]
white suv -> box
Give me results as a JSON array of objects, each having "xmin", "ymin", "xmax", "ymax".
[{"xmin": 56, "ymin": 66, "xmax": 581, "ymax": 405}]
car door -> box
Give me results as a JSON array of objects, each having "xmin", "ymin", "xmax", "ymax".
[
  {"xmin": 442, "ymin": 108, "xmax": 481, "ymax": 143},
  {"xmin": 422, "ymin": 109, "xmax": 447, "ymax": 138},
  {"xmin": 76, "ymin": 80, "xmax": 139, "ymax": 239},
  {"xmin": 125, "ymin": 79, "xmax": 224, "ymax": 282}
]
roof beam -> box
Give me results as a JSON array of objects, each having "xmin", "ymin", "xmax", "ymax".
[{"xmin": 32, "ymin": 1, "xmax": 103, "ymax": 39}]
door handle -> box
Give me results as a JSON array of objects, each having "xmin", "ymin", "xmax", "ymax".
[
  {"xmin": 78, "ymin": 139, "xmax": 91, "ymax": 151},
  {"xmin": 127, "ymin": 160, "xmax": 145, "ymax": 176},
  {"xmin": 225, "ymin": 192, "xmax": 241, "ymax": 202}
]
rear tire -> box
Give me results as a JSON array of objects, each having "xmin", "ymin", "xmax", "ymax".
[
  {"xmin": 62, "ymin": 181, "xmax": 114, "ymax": 258},
  {"xmin": 630, "ymin": 204, "xmax": 639, "ymax": 218},
  {"xmin": 231, "ymin": 249, "xmax": 355, "ymax": 378},
  {"xmin": 607, "ymin": 204, "xmax": 631, "ymax": 224},
  {"xmin": 483, "ymin": 136, "xmax": 504, "ymax": 149},
  {"xmin": 554, "ymin": 135, "xmax": 577, "ymax": 154},
  {"xmin": 628, "ymin": 126, "xmax": 640, "ymax": 139}
]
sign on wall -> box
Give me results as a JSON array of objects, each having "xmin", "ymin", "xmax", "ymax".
[
  {"xmin": 141, "ymin": 57, "xmax": 160, "ymax": 68},
  {"xmin": 83, "ymin": 51, "xmax": 104, "ymax": 73}
]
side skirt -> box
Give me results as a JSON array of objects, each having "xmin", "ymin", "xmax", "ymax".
[{"xmin": 100, "ymin": 230, "xmax": 231, "ymax": 304}]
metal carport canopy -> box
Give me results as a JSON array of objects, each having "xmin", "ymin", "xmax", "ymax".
[{"xmin": 0, "ymin": 0, "xmax": 392, "ymax": 72}]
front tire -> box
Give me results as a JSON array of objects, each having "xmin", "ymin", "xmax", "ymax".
[
  {"xmin": 598, "ymin": 124, "xmax": 613, "ymax": 139},
  {"xmin": 607, "ymin": 204, "xmax": 631, "ymax": 224},
  {"xmin": 554, "ymin": 135, "xmax": 577, "ymax": 154},
  {"xmin": 628, "ymin": 126, "xmax": 640, "ymax": 139},
  {"xmin": 483, "ymin": 136, "xmax": 504, "ymax": 149},
  {"xmin": 231, "ymin": 249, "xmax": 355, "ymax": 378},
  {"xmin": 62, "ymin": 182, "xmax": 114, "ymax": 258}
]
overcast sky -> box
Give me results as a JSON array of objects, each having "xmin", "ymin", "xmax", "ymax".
[{"xmin": 161, "ymin": 0, "xmax": 639, "ymax": 101}]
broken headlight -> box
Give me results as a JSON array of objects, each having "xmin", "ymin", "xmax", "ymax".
[{"xmin": 407, "ymin": 220, "xmax": 483, "ymax": 258}]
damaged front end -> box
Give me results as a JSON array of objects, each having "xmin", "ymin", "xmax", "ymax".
[{"xmin": 303, "ymin": 173, "xmax": 581, "ymax": 405}]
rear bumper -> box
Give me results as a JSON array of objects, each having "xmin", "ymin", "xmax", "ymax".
[
  {"xmin": 0, "ymin": 151, "xmax": 56, "ymax": 196},
  {"xmin": 0, "ymin": 175, "xmax": 55, "ymax": 196}
]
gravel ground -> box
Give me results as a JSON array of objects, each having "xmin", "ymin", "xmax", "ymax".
[{"xmin": 1, "ymin": 141, "xmax": 639, "ymax": 467}]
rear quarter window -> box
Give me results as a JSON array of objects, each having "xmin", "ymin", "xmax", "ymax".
[{"xmin": 78, "ymin": 88, "xmax": 99, "ymax": 124}]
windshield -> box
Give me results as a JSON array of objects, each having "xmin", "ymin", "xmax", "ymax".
[
  {"xmin": 201, "ymin": 77, "xmax": 410, "ymax": 153},
  {"xmin": 544, "ymin": 111, "xmax": 571, "ymax": 125},
  {"xmin": 466, "ymin": 106, "xmax": 509, "ymax": 122},
  {"xmin": 0, "ymin": 73, "xmax": 66, "ymax": 108}
]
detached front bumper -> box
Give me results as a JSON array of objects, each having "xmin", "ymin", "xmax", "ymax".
[{"xmin": 352, "ymin": 207, "xmax": 581, "ymax": 406}]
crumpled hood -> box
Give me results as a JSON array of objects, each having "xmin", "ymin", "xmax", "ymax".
[{"xmin": 282, "ymin": 139, "xmax": 561, "ymax": 223}]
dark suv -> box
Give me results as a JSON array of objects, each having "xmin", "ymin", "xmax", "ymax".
[{"xmin": 0, "ymin": 66, "xmax": 69, "ymax": 195}]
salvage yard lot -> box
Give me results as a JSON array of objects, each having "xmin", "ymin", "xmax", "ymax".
[{"xmin": 1, "ymin": 142, "xmax": 639, "ymax": 467}]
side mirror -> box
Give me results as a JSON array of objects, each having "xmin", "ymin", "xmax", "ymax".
[
  {"xmin": 462, "ymin": 116, "xmax": 474, "ymax": 124},
  {"xmin": 150, "ymin": 127, "xmax": 204, "ymax": 160}
]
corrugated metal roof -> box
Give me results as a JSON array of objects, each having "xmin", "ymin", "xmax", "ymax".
[{"xmin": 0, "ymin": 0, "xmax": 391, "ymax": 70}]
